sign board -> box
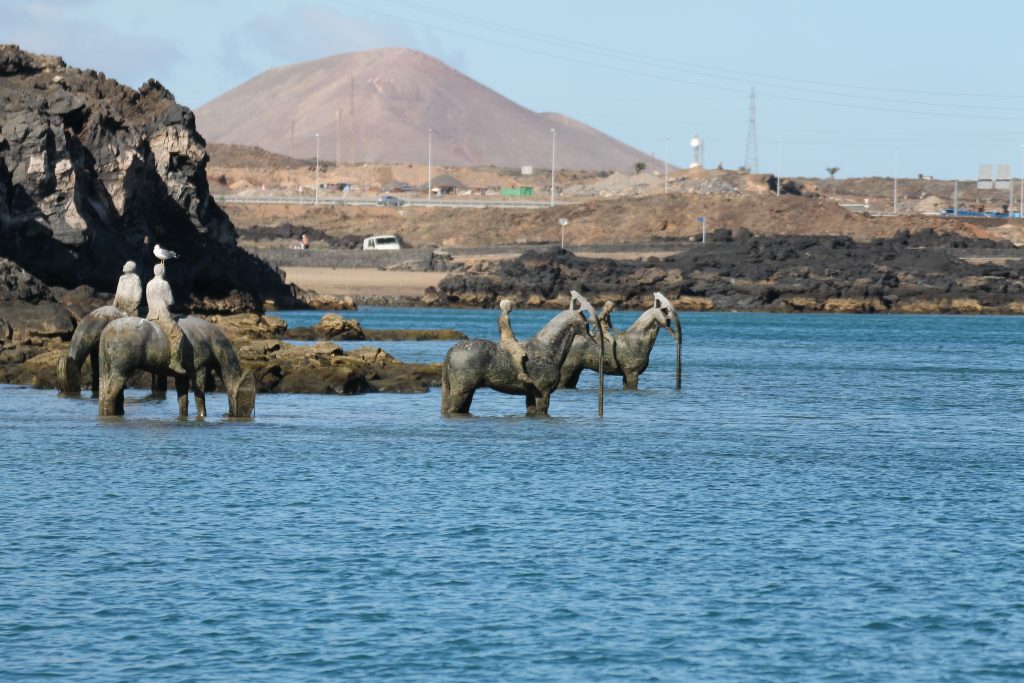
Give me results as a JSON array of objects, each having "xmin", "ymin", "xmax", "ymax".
[
  {"xmin": 996, "ymin": 164, "xmax": 1012, "ymax": 190},
  {"xmin": 978, "ymin": 163, "xmax": 1013, "ymax": 190},
  {"xmin": 978, "ymin": 164, "xmax": 993, "ymax": 189}
]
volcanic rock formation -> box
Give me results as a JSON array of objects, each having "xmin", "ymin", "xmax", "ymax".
[
  {"xmin": 435, "ymin": 229, "xmax": 1024, "ymax": 314},
  {"xmin": 0, "ymin": 44, "xmax": 298, "ymax": 312}
]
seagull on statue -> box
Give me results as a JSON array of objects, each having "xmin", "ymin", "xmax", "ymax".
[{"xmin": 153, "ymin": 244, "xmax": 179, "ymax": 263}]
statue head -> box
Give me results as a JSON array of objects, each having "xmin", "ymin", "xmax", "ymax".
[
  {"xmin": 499, "ymin": 299, "xmax": 513, "ymax": 313},
  {"xmin": 153, "ymin": 262, "xmax": 166, "ymax": 278},
  {"xmin": 123, "ymin": 260, "xmax": 136, "ymax": 274}
]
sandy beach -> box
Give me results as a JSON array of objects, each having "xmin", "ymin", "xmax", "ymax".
[{"xmin": 282, "ymin": 266, "xmax": 446, "ymax": 298}]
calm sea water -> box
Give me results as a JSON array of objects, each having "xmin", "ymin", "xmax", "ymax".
[{"xmin": 2, "ymin": 308, "xmax": 1023, "ymax": 681}]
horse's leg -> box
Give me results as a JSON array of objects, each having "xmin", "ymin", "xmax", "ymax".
[
  {"xmin": 90, "ymin": 348, "xmax": 100, "ymax": 397},
  {"xmin": 175, "ymin": 375, "xmax": 190, "ymax": 416},
  {"xmin": 525, "ymin": 391, "xmax": 538, "ymax": 416},
  {"xmin": 622, "ymin": 372, "xmax": 639, "ymax": 391},
  {"xmin": 151, "ymin": 373, "xmax": 168, "ymax": 397},
  {"xmin": 99, "ymin": 372, "xmax": 126, "ymax": 416},
  {"xmin": 442, "ymin": 384, "xmax": 474, "ymax": 415},
  {"xmin": 534, "ymin": 391, "xmax": 551, "ymax": 416},
  {"xmin": 441, "ymin": 366, "xmax": 474, "ymax": 415},
  {"xmin": 193, "ymin": 371, "xmax": 208, "ymax": 418},
  {"xmin": 561, "ymin": 368, "xmax": 582, "ymax": 389}
]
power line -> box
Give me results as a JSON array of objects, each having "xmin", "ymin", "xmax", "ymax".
[
  {"xmin": 379, "ymin": 0, "xmax": 1024, "ymax": 103},
  {"xmin": 333, "ymin": 0, "xmax": 1024, "ymax": 120}
]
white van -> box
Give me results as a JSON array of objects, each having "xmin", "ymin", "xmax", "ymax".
[{"xmin": 362, "ymin": 235, "xmax": 401, "ymax": 250}]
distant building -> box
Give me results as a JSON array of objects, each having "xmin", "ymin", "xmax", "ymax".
[
  {"xmin": 429, "ymin": 173, "xmax": 464, "ymax": 195},
  {"xmin": 501, "ymin": 186, "xmax": 534, "ymax": 197}
]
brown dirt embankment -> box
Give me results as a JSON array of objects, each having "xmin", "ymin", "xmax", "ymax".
[{"xmin": 222, "ymin": 192, "xmax": 996, "ymax": 251}]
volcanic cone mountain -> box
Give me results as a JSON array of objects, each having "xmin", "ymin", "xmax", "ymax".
[{"xmin": 196, "ymin": 48, "xmax": 651, "ymax": 172}]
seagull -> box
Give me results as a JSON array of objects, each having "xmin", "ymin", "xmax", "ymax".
[{"xmin": 153, "ymin": 244, "xmax": 179, "ymax": 263}]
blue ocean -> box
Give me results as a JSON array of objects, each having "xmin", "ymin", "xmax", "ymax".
[{"xmin": 2, "ymin": 308, "xmax": 1022, "ymax": 681}]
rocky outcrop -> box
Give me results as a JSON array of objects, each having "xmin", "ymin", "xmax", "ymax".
[
  {"xmin": 0, "ymin": 45, "xmax": 300, "ymax": 312},
  {"xmin": 435, "ymin": 229, "xmax": 1024, "ymax": 314},
  {"xmin": 285, "ymin": 313, "xmax": 365, "ymax": 341},
  {"xmin": 0, "ymin": 257, "xmax": 73, "ymax": 359},
  {"xmin": 0, "ymin": 307, "xmax": 443, "ymax": 394},
  {"xmin": 239, "ymin": 340, "xmax": 440, "ymax": 394}
]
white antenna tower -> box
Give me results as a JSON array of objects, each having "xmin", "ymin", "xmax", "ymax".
[{"xmin": 744, "ymin": 86, "xmax": 758, "ymax": 173}]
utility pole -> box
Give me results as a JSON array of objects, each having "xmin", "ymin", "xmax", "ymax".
[
  {"xmin": 335, "ymin": 109, "xmax": 341, "ymax": 167},
  {"xmin": 290, "ymin": 120, "xmax": 295, "ymax": 158},
  {"xmin": 314, "ymin": 133, "xmax": 319, "ymax": 206},
  {"xmin": 427, "ymin": 129, "xmax": 433, "ymax": 202},
  {"xmin": 893, "ymin": 147, "xmax": 899, "ymax": 214},
  {"xmin": 664, "ymin": 137, "xmax": 670, "ymax": 193},
  {"xmin": 775, "ymin": 135, "xmax": 782, "ymax": 197},
  {"xmin": 550, "ymin": 128, "xmax": 556, "ymax": 208},
  {"xmin": 348, "ymin": 77, "xmax": 355, "ymax": 163}
]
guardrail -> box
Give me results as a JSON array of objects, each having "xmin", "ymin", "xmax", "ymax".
[{"xmin": 213, "ymin": 194, "xmax": 569, "ymax": 210}]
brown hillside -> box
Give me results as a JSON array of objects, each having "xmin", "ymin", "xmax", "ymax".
[{"xmin": 195, "ymin": 48, "xmax": 653, "ymax": 172}]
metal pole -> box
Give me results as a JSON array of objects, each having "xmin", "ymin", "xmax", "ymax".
[
  {"xmin": 701, "ymin": 216, "xmax": 706, "ymax": 243},
  {"xmin": 664, "ymin": 137, "xmax": 669, "ymax": 194},
  {"xmin": 427, "ymin": 129, "xmax": 432, "ymax": 203},
  {"xmin": 314, "ymin": 133, "xmax": 319, "ymax": 207},
  {"xmin": 893, "ymin": 147, "xmax": 898, "ymax": 215},
  {"xmin": 550, "ymin": 128, "xmax": 556, "ymax": 208},
  {"xmin": 954, "ymin": 179, "xmax": 959, "ymax": 216},
  {"xmin": 1019, "ymin": 145, "xmax": 1023, "ymax": 216},
  {"xmin": 775, "ymin": 135, "xmax": 781, "ymax": 197}
]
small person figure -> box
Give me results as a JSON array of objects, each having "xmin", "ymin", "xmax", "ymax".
[
  {"xmin": 145, "ymin": 263, "xmax": 187, "ymax": 375},
  {"xmin": 301, "ymin": 233, "xmax": 310, "ymax": 250},
  {"xmin": 497, "ymin": 299, "xmax": 533, "ymax": 387},
  {"xmin": 113, "ymin": 260, "xmax": 142, "ymax": 316}
]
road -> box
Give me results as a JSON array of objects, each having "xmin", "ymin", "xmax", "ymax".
[{"xmin": 213, "ymin": 194, "xmax": 573, "ymax": 210}]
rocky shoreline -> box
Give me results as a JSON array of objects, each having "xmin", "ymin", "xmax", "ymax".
[
  {"xmin": 431, "ymin": 229, "xmax": 1024, "ymax": 314},
  {"xmin": 0, "ymin": 306, "xmax": 453, "ymax": 396}
]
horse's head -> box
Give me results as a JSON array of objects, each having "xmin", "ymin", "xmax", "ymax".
[
  {"xmin": 653, "ymin": 292, "xmax": 681, "ymax": 344},
  {"xmin": 568, "ymin": 290, "xmax": 602, "ymax": 337},
  {"xmin": 653, "ymin": 292, "xmax": 683, "ymax": 391},
  {"xmin": 226, "ymin": 370, "xmax": 257, "ymax": 418},
  {"xmin": 569, "ymin": 291, "xmax": 605, "ymax": 415}
]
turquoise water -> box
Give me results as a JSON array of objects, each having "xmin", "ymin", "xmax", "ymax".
[{"xmin": 2, "ymin": 309, "xmax": 1023, "ymax": 681}]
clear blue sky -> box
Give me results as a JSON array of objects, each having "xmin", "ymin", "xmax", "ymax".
[{"xmin": 6, "ymin": 0, "xmax": 1024, "ymax": 179}]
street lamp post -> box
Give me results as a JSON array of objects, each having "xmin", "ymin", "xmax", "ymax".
[
  {"xmin": 664, "ymin": 137, "xmax": 670, "ymax": 194},
  {"xmin": 1019, "ymin": 144, "xmax": 1023, "ymax": 217},
  {"xmin": 559, "ymin": 217, "xmax": 569, "ymax": 250},
  {"xmin": 314, "ymin": 133, "xmax": 320, "ymax": 207},
  {"xmin": 550, "ymin": 128, "xmax": 556, "ymax": 208},
  {"xmin": 427, "ymin": 129, "xmax": 433, "ymax": 203},
  {"xmin": 775, "ymin": 135, "xmax": 782, "ymax": 197},
  {"xmin": 893, "ymin": 147, "xmax": 899, "ymax": 215}
]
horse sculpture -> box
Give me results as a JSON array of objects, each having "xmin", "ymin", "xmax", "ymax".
[
  {"xmin": 560, "ymin": 292, "xmax": 682, "ymax": 390},
  {"xmin": 442, "ymin": 291, "xmax": 604, "ymax": 416},
  {"xmin": 98, "ymin": 316, "xmax": 256, "ymax": 418},
  {"xmin": 56, "ymin": 306, "xmax": 125, "ymax": 396},
  {"xmin": 56, "ymin": 306, "xmax": 168, "ymax": 397}
]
